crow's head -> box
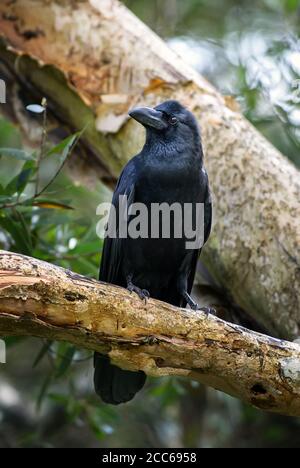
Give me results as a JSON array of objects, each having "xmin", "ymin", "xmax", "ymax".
[{"xmin": 129, "ymin": 100, "xmax": 200, "ymax": 149}]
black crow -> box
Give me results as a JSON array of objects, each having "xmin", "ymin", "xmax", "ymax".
[{"xmin": 94, "ymin": 100, "xmax": 212, "ymax": 405}]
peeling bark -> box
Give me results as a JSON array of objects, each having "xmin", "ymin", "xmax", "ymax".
[
  {"xmin": 0, "ymin": 0, "xmax": 299, "ymax": 341},
  {"xmin": 1, "ymin": 250, "xmax": 300, "ymax": 417}
]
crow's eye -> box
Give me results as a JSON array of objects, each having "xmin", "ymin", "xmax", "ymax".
[{"xmin": 169, "ymin": 116, "xmax": 178, "ymax": 125}]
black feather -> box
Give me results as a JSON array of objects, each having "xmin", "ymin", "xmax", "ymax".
[{"xmin": 94, "ymin": 354, "xmax": 146, "ymax": 405}]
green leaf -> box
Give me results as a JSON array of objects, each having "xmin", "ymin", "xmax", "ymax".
[
  {"xmin": 16, "ymin": 161, "xmax": 36, "ymax": 194},
  {"xmin": 4, "ymin": 337, "xmax": 26, "ymax": 347},
  {"xmin": 48, "ymin": 393, "xmax": 69, "ymax": 405},
  {"xmin": 46, "ymin": 132, "xmax": 81, "ymax": 156},
  {"xmin": 285, "ymin": 0, "xmax": 300, "ymax": 12},
  {"xmin": 4, "ymin": 162, "xmax": 35, "ymax": 197},
  {"xmin": 55, "ymin": 344, "xmax": 76, "ymax": 378},
  {"xmin": 0, "ymin": 215, "xmax": 32, "ymax": 255},
  {"xmin": 33, "ymin": 340, "xmax": 53, "ymax": 368},
  {"xmin": 71, "ymin": 240, "xmax": 100, "ymax": 255},
  {"xmin": 37, "ymin": 374, "xmax": 53, "ymax": 410},
  {"xmin": 88, "ymin": 413, "xmax": 106, "ymax": 440},
  {"xmin": 0, "ymin": 184, "xmax": 16, "ymax": 204},
  {"xmin": 13, "ymin": 210, "xmax": 33, "ymax": 253},
  {"xmin": 0, "ymin": 148, "xmax": 35, "ymax": 161},
  {"xmin": 68, "ymin": 257, "xmax": 98, "ymax": 277},
  {"xmin": 0, "ymin": 195, "xmax": 15, "ymax": 205},
  {"xmin": 33, "ymin": 199, "xmax": 74, "ymax": 210},
  {"xmin": 36, "ymin": 132, "xmax": 81, "ymax": 196},
  {"xmin": 46, "ymin": 133, "xmax": 79, "ymax": 161},
  {"xmin": 4, "ymin": 178, "xmax": 19, "ymax": 197},
  {"xmin": 0, "ymin": 118, "xmax": 22, "ymax": 147}
]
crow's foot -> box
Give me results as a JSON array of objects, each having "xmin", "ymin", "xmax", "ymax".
[
  {"xmin": 200, "ymin": 306, "xmax": 216, "ymax": 316},
  {"xmin": 182, "ymin": 292, "xmax": 216, "ymax": 316},
  {"xmin": 190, "ymin": 304, "xmax": 216, "ymax": 317},
  {"xmin": 127, "ymin": 280, "xmax": 150, "ymax": 304}
]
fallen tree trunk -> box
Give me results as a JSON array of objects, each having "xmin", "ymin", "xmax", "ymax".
[
  {"xmin": 0, "ymin": 0, "xmax": 299, "ymax": 340},
  {"xmin": 1, "ymin": 250, "xmax": 300, "ymax": 417}
]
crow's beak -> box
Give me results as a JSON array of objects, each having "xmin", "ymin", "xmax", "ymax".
[{"xmin": 129, "ymin": 107, "xmax": 167, "ymax": 130}]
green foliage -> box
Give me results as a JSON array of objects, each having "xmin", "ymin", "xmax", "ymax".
[
  {"xmin": 0, "ymin": 114, "xmax": 101, "ymax": 272},
  {"xmin": 0, "ymin": 148, "xmax": 35, "ymax": 161},
  {"xmin": 0, "ymin": 107, "xmax": 106, "ymax": 441}
]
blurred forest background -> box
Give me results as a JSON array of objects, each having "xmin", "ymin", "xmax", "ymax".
[{"xmin": 1, "ymin": 0, "xmax": 300, "ymax": 448}]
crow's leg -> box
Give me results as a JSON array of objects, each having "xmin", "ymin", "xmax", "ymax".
[
  {"xmin": 177, "ymin": 265, "xmax": 215, "ymax": 315},
  {"xmin": 182, "ymin": 291, "xmax": 199, "ymax": 310},
  {"xmin": 126, "ymin": 275, "xmax": 150, "ymax": 303},
  {"xmin": 181, "ymin": 291, "xmax": 215, "ymax": 315}
]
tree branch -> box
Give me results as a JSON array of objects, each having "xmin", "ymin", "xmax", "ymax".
[{"xmin": 1, "ymin": 250, "xmax": 300, "ymax": 417}]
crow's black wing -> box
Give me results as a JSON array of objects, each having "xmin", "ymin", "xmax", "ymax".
[
  {"xmin": 186, "ymin": 168, "xmax": 212, "ymax": 296},
  {"xmin": 99, "ymin": 160, "xmax": 136, "ymax": 285},
  {"xmin": 96, "ymin": 161, "xmax": 146, "ymax": 406},
  {"xmin": 203, "ymin": 169, "xmax": 212, "ymax": 245}
]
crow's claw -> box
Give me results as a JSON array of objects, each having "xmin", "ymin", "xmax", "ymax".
[
  {"xmin": 190, "ymin": 303, "xmax": 216, "ymax": 316},
  {"xmin": 127, "ymin": 283, "xmax": 150, "ymax": 303},
  {"xmin": 201, "ymin": 306, "xmax": 216, "ymax": 316},
  {"xmin": 142, "ymin": 289, "xmax": 150, "ymax": 299}
]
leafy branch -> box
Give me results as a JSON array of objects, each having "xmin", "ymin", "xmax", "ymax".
[{"xmin": 0, "ymin": 99, "xmax": 82, "ymax": 212}]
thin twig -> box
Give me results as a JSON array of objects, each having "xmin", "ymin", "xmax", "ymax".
[{"xmin": 35, "ymin": 99, "xmax": 48, "ymax": 196}]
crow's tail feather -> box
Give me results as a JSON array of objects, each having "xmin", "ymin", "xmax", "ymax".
[{"xmin": 94, "ymin": 353, "xmax": 146, "ymax": 405}]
